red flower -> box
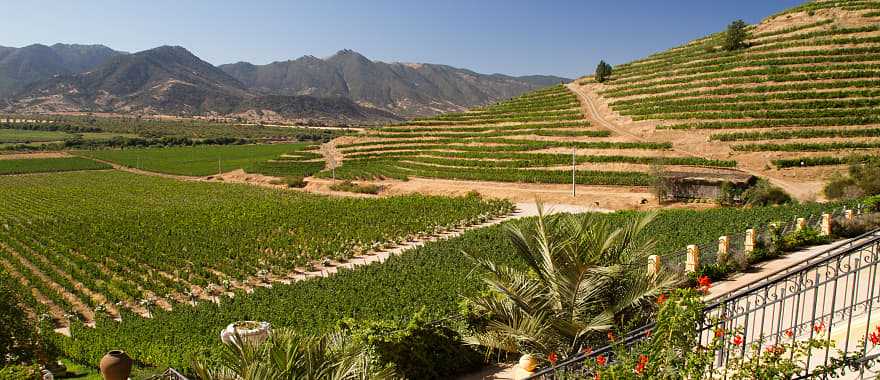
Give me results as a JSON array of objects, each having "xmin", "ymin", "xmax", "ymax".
[
  {"xmin": 593, "ymin": 372, "xmax": 601, "ymax": 380},
  {"xmin": 607, "ymin": 331, "xmax": 616, "ymax": 342},
  {"xmin": 697, "ymin": 275, "xmax": 712, "ymax": 294},
  {"xmin": 785, "ymin": 328, "xmax": 793, "ymax": 338},
  {"xmin": 714, "ymin": 328, "xmax": 724, "ymax": 338},
  {"xmin": 582, "ymin": 346, "xmax": 593, "ymax": 355},
  {"xmin": 656, "ymin": 294, "xmax": 668, "ymax": 305},
  {"xmin": 813, "ymin": 321, "xmax": 825, "ymax": 334},
  {"xmin": 871, "ymin": 331, "xmax": 880, "ymax": 346},
  {"xmin": 645, "ymin": 329, "xmax": 652, "ymax": 338},
  {"xmin": 548, "ymin": 352, "xmax": 558, "ymax": 365},
  {"xmin": 732, "ymin": 335, "xmax": 743, "ymax": 346},
  {"xmin": 596, "ymin": 355, "xmax": 607, "ymax": 366},
  {"xmin": 633, "ymin": 354, "xmax": 649, "ymax": 375}
]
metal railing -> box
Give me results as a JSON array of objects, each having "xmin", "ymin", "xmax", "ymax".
[
  {"xmin": 701, "ymin": 228, "xmax": 880, "ymax": 379},
  {"xmin": 527, "ymin": 225, "xmax": 880, "ymax": 379}
]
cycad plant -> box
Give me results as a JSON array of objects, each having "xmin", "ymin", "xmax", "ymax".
[
  {"xmin": 192, "ymin": 329, "xmax": 397, "ymax": 380},
  {"xmin": 464, "ymin": 205, "xmax": 681, "ymax": 357}
]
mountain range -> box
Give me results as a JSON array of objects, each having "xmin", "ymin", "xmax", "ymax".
[{"xmin": 0, "ymin": 44, "xmax": 568, "ymax": 123}]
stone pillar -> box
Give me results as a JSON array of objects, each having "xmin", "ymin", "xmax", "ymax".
[
  {"xmin": 686, "ymin": 245, "xmax": 700, "ymax": 274},
  {"xmin": 796, "ymin": 218, "xmax": 807, "ymax": 232},
  {"xmin": 845, "ymin": 209, "xmax": 855, "ymax": 221},
  {"xmin": 744, "ymin": 228, "xmax": 756, "ymax": 254},
  {"xmin": 718, "ymin": 236, "xmax": 730, "ymax": 264},
  {"xmin": 647, "ymin": 255, "xmax": 661, "ymax": 277},
  {"xmin": 821, "ymin": 213, "xmax": 833, "ymax": 236}
]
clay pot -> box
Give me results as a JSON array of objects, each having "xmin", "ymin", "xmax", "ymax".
[
  {"xmin": 220, "ymin": 321, "xmax": 271, "ymax": 348},
  {"xmin": 99, "ymin": 350, "xmax": 133, "ymax": 380},
  {"xmin": 513, "ymin": 354, "xmax": 539, "ymax": 380}
]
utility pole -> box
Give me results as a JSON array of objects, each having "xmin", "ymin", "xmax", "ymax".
[{"xmin": 572, "ymin": 147, "xmax": 576, "ymax": 197}]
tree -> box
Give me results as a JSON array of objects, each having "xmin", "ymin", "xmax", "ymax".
[
  {"xmin": 595, "ymin": 60, "xmax": 613, "ymax": 83},
  {"xmin": 463, "ymin": 206, "xmax": 680, "ymax": 357},
  {"xmin": 825, "ymin": 160, "xmax": 880, "ymax": 199},
  {"xmin": 192, "ymin": 329, "xmax": 397, "ymax": 380},
  {"xmin": 723, "ymin": 19, "xmax": 749, "ymax": 51}
]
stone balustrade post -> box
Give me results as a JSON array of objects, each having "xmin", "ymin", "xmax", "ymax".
[
  {"xmin": 718, "ymin": 236, "xmax": 730, "ymax": 264},
  {"xmin": 647, "ymin": 255, "xmax": 661, "ymax": 278},
  {"xmin": 744, "ymin": 228, "xmax": 756, "ymax": 254},
  {"xmin": 686, "ymin": 245, "xmax": 700, "ymax": 274},
  {"xmin": 796, "ymin": 218, "xmax": 807, "ymax": 231},
  {"xmin": 845, "ymin": 209, "xmax": 855, "ymax": 221},
  {"xmin": 821, "ymin": 213, "xmax": 833, "ymax": 236}
]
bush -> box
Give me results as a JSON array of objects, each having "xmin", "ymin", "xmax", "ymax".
[
  {"xmin": 835, "ymin": 214, "xmax": 880, "ymax": 238},
  {"xmin": 285, "ymin": 176, "xmax": 307, "ymax": 188},
  {"xmin": 329, "ymin": 180, "xmax": 381, "ymax": 194},
  {"xmin": 825, "ymin": 161, "xmax": 880, "ymax": 200},
  {"xmin": 0, "ymin": 364, "xmax": 40, "ymax": 380},
  {"xmin": 742, "ymin": 181, "xmax": 793, "ymax": 206},
  {"xmin": 342, "ymin": 311, "xmax": 484, "ymax": 380}
]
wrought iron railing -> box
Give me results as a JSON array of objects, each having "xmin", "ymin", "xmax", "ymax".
[{"xmin": 527, "ymin": 226, "xmax": 880, "ymax": 379}]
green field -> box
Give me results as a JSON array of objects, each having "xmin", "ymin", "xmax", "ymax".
[
  {"xmin": 0, "ymin": 157, "xmax": 110, "ymax": 175},
  {"xmin": 42, "ymin": 197, "xmax": 849, "ymax": 370},
  {"xmin": 77, "ymin": 143, "xmax": 320, "ymax": 176},
  {"xmin": 0, "ymin": 129, "xmax": 74, "ymax": 143}
]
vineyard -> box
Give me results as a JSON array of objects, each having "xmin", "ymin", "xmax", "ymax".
[
  {"xmin": 39, "ymin": 198, "xmax": 850, "ymax": 370},
  {"xmin": 326, "ymin": 85, "xmax": 734, "ymax": 186},
  {"xmin": 575, "ymin": 0, "xmax": 880, "ymax": 193},
  {"xmin": 0, "ymin": 170, "xmax": 512, "ymax": 331},
  {"xmin": 0, "ymin": 157, "xmax": 111, "ymax": 175},
  {"xmin": 76, "ymin": 143, "xmax": 323, "ymax": 177}
]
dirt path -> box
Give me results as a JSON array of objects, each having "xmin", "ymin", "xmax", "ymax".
[{"xmin": 566, "ymin": 83, "xmax": 812, "ymax": 200}]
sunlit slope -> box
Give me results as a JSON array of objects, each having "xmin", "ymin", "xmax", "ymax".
[
  {"xmin": 328, "ymin": 85, "xmax": 734, "ymax": 187},
  {"xmin": 581, "ymin": 0, "xmax": 880, "ymax": 194}
]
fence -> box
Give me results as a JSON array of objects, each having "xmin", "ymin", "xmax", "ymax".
[{"xmin": 527, "ymin": 205, "xmax": 877, "ymax": 379}]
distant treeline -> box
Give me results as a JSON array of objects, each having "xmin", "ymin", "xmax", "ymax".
[{"xmin": 0, "ymin": 122, "xmax": 103, "ymax": 133}]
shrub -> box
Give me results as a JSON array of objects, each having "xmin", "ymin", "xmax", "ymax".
[
  {"xmin": 825, "ymin": 161, "xmax": 880, "ymax": 200},
  {"xmin": 342, "ymin": 312, "xmax": 483, "ymax": 380},
  {"xmin": 0, "ymin": 364, "xmax": 40, "ymax": 380},
  {"xmin": 285, "ymin": 176, "xmax": 307, "ymax": 188},
  {"xmin": 329, "ymin": 180, "xmax": 382, "ymax": 194},
  {"xmin": 742, "ymin": 181, "xmax": 792, "ymax": 206},
  {"xmin": 834, "ymin": 214, "xmax": 880, "ymax": 238}
]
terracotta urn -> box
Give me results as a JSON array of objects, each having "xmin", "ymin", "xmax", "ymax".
[
  {"xmin": 220, "ymin": 321, "xmax": 271, "ymax": 348},
  {"xmin": 513, "ymin": 354, "xmax": 538, "ymax": 380},
  {"xmin": 99, "ymin": 350, "xmax": 133, "ymax": 380}
]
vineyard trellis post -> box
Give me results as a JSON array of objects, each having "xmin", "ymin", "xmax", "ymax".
[{"xmin": 571, "ymin": 146, "xmax": 576, "ymax": 197}]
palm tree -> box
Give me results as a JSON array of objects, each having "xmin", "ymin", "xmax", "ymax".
[
  {"xmin": 192, "ymin": 329, "xmax": 397, "ymax": 380},
  {"xmin": 464, "ymin": 205, "xmax": 680, "ymax": 357}
]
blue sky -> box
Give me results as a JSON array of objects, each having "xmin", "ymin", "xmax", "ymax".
[{"xmin": 2, "ymin": 0, "xmax": 805, "ymax": 78}]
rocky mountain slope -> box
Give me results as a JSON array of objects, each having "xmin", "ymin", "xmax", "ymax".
[
  {"xmin": 219, "ymin": 50, "xmax": 569, "ymax": 117},
  {"xmin": 6, "ymin": 46, "xmax": 400, "ymax": 123},
  {"xmin": 0, "ymin": 43, "xmax": 123, "ymax": 98}
]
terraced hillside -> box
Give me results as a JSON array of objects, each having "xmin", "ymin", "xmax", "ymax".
[
  {"xmin": 328, "ymin": 85, "xmax": 737, "ymax": 191},
  {"xmin": 576, "ymin": 0, "xmax": 880, "ymax": 199}
]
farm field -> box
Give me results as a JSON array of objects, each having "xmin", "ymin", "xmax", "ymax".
[
  {"xmin": 41, "ymin": 198, "xmax": 851, "ymax": 370},
  {"xmin": 76, "ymin": 143, "xmax": 322, "ymax": 177},
  {"xmin": 573, "ymin": 0, "xmax": 880, "ymax": 199},
  {"xmin": 0, "ymin": 170, "xmax": 513, "ymax": 329},
  {"xmin": 0, "ymin": 157, "xmax": 110, "ymax": 175},
  {"xmin": 325, "ymin": 85, "xmax": 735, "ymax": 191}
]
